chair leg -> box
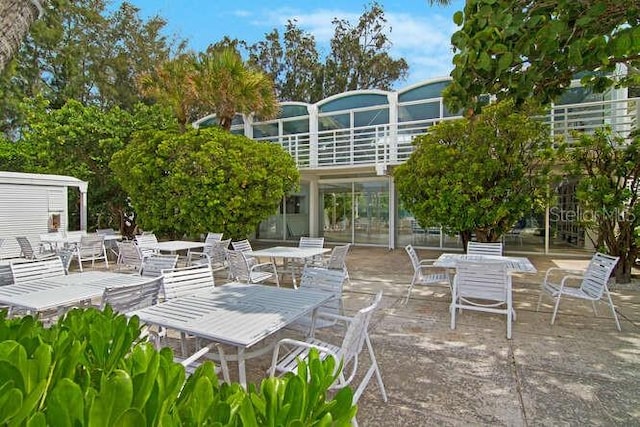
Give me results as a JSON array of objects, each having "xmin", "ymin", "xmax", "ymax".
[
  {"xmin": 591, "ymin": 300, "xmax": 598, "ymax": 316},
  {"xmin": 605, "ymin": 290, "xmax": 622, "ymax": 331},
  {"xmin": 535, "ymin": 291, "xmax": 544, "ymax": 312},
  {"xmin": 551, "ymin": 295, "xmax": 562, "ymax": 325},
  {"xmin": 403, "ymin": 278, "xmax": 415, "ymax": 305},
  {"xmin": 450, "ymin": 301, "xmax": 457, "ymax": 330}
]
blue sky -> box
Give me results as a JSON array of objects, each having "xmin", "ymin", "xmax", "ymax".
[{"xmin": 121, "ymin": 0, "xmax": 466, "ymax": 88}]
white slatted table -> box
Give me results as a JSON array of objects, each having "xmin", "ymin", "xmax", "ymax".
[
  {"xmin": 434, "ymin": 253, "xmax": 537, "ymax": 274},
  {"xmin": 0, "ymin": 270, "xmax": 149, "ymax": 314},
  {"xmin": 128, "ymin": 283, "xmax": 334, "ymax": 387},
  {"xmin": 245, "ymin": 246, "xmax": 331, "ymax": 286}
]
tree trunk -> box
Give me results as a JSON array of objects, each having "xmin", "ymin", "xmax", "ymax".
[
  {"xmin": 460, "ymin": 230, "xmax": 472, "ymax": 253},
  {"xmin": 0, "ymin": 0, "xmax": 46, "ymax": 72},
  {"xmin": 614, "ymin": 254, "xmax": 633, "ymax": 284}
]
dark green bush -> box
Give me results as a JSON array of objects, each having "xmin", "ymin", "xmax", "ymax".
[{"xmin": 0, "ymin": 308, "xmax": 355, "ymax": 425}]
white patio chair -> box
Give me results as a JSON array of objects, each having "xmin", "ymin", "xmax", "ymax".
[
  {"xmin": 289, "ymin": 266, "xmax": 347, "ymax": 332},
  {"xmin": 74, "ymin": 233, "xmax": 109, "ymax": 271},
  {"xmin": 57, "ymin": 248, "xmax": 75, "ymax": 274},
  {"xmin": 174, "ymin": 343, "xmax": 230, "ymax": 383},
  {"xmin": 466, "ymin": 241, "xmax": 503, "ymax": 256},
  {"xmin": 10, "ymin": 257, "xmax": 66, "ymax": 284},
  {"xmin": 287, "ymin": 236, "xmax": 326, "ymax": 274},
  {"xmin": 96, "ymin": 228, "xmax": 120, "ymax": 259},
  {"xmin": 160, "ymin": 263, "xmax": 216, "ymax": 354},
  {"xmin": 204, "ymin": 232, "xmax": 223, "ymax": 246},
  {"xmin": 323, "ymin": 244, "xmax": 352, "ymax": 284},
  {"xmin": 134, "ymin": 233, "xmax": 159, "ymax": 257},
  {"xmin": 188, "ymin": 238, "xmax": 231, "ymax": 274},
  {"xmin": 226, "ymin": 249, "xmax": 279, "ymax": 287},
  {"xmin": 160, "ymin": 263, "xmax": 215, "ymax": 300},
  {"xmin": 410, "ymin": 219, "xmax": 427, "ymax": 244},
  {"xmin": 231, "ymin": 239, "xmax": 253, "ymax": 253},
  {"xmin": 450, "ymin": 260, "xmax": 514, "ymax": 339},
  {"xmin": 536, "ymin": 252, "xmax": 621, "ymax": 331},
  {"xmin": 116, "ymin": 241, "xmax": 144, "ymax": 271},
  {"xmin": 269, "ymin": 290, "xmax": 387, "ymax": 418},
  {"xmin": 101, "ymin": 276, "xmax": 162, "ymax": 313},
  {"xmin": 404, "ymin": 244, "xmax": 451, "ymax": 304},
  {"xmin": 139, "ymin": 253, "xmax": 179, "ymax": 277},
  {"xmin": 15, "ymin": 236, "xmax": 57, "ymax": 260}
]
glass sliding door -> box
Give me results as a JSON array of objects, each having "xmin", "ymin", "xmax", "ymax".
[
  {"xmin": 353, "ymin": 181, "xmax": 389, "ymax": 245},
  {"xmin": 319, "ymin": 179, "xmax": 390, "ymax": 246},
  {"xmin": 320, "ymin": 182, "xmax": 353, "ymax": 244}
]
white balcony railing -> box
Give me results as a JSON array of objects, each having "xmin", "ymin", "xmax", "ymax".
[{"xmin": 254, "ymin": 97, "xmax": 639, "ymax": 172}]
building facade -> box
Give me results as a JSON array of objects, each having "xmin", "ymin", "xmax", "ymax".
[{"xmin": 195, "ymin": 76, "xmax": 638, "ymax": 254}]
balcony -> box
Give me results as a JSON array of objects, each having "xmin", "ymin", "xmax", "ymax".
[{"xmin": 254, "ymin": 97, "xmax": 640, "ymax": 173}]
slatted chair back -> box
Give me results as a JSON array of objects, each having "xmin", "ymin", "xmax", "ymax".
[
  {"xmin": 580, "ymin": 252, "xmax": 619, "ymax": 299},
  {"xmin": 161, "ymin": 264, "xmax": 215, "ymax": 300},
  {"xmin": 134, "ymin": 234, "xmax": 159, "ymax": 254},
  {"xmin": 101, "ymin": 276, "xmax": 162, "ymax": 313},
  {"xmin": 76, "ymin": 234, "xmax": 108, "ymax": 271},
  {"xmin": 209, "ymin": 238, "xmax": 231, "ymax": 271},
  {"xmin": 226, "ymin": 249, "xmax": 252, "ymax": 283},
  {"xmin": 139, "ymin": 254, "xmax": 179, "ymax": 277},
  {"xmin": 467, "ymin": 241, "xmax": 503, "ymax": 256},
  {"xmin": 0, "ymin": 238, "xmax": 5, "ymax": 260},
  {"xmin": 16, "ymin": 236, "xmax": 37, "ymax": 259},
  {"xmin": 204, "ymin": 232, "xmax": 223, "ymax": 246},
  {"xmin": 451, "ymin": 260, "xmax": 513, "ymax": 338},
  {"xmin": 226, "ymin": 249, "xmax": 278, "ymax": 285},
  {"xmin": 339, "ymin": 290, "xmax": 382, "ymax": 365},
  {"xmin": 298, "ymin": 266, "xmax": 346, "ymax": 328},
  {"xmin": 57, "ymin": 248, "xmax": 75, "ymax": 274},
  {"xmin": 10, "ymin": 257, "xmax": 66, "ymax": 284},
  {"xmin": 299, "ymin": 236, "xmax": 324, "ymax": 248},
  {"xmin": 326, "ymin": 244, "xmax": 350, "ymax": 270},
  {"xmin": 231, "ymin": 239, "xmax": 253, "ymax": 252},
  {"xmin": 117, "ymin": 241, "xmax": 143, "ymax": 271}
]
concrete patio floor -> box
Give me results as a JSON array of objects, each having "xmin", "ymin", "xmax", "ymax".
[{"xmin": 226, "ymin": 245, "xmax": 640, "ymax": 426}]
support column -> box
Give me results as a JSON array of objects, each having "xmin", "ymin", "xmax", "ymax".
[{"xmin": 309, "ymin": 178, "xmax": 319, "ymax": 237}]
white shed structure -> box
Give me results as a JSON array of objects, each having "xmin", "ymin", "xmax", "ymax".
[{"xmin": 0, "ymin": 172, "xmax": 88, "ymax": 258}]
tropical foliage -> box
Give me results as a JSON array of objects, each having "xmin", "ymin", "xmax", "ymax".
[
  {"xmin": 0, "ymin": 308, "xmax": 356, "ymax": 425},
  {"xmin": 445, "ymin": 0, "xmax": 640, "ymax": 113},
  {"xmin": 245, "ymin": 1, "xmax": 408, "ymax": 103},
  {"xmin": 563, "ymin": 128, "xmax": 640, "ymax": 283},
  {"xmin": 138, "ymin": 47, "xmax": 279, "ymax": 131},
  {"xmin": 0, "ymin": 98, "xmax": 177, "ymax": 233},
  {"xmin": 110, "ymin": 127, "xmax": 300, "ymax": 240},
  {"xmin": 0, "ymin": 0, "xmax": 176, "ymax": 137},
  {"xmin": 394, "ymin": 100, "xmax": 556, "ymax": 249}
]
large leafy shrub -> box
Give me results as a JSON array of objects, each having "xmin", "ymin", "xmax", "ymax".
[
  {"xmin": 0, "ymin": 308, "xmax": 355, "ymax": 425},
  {"xmin": 111, "ymin": 127, "xmax": 300, "ymax": 240}
]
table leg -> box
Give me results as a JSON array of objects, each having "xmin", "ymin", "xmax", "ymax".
[{"xmin": 237, "ymin": 347, "xmax": 247, "ymax": 388}]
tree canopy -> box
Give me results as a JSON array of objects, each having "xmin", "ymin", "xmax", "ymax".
[
  {"xmin": 563, "ymin": 128, "xmax": 640, "ymax": 283},
  {"xmin": 0, "ymin": 97, "xmax": 178, "ymax": 232},
  {"xmin": 444, "ymin": 0, "xmax": 640, "ymax": 112},
  {"xmin": 393, "ymin": 100, "xmax": 556, "ymax": 248},
  {"xmin": 110, "ymin": 127, "xmax": 300, "ymax": 239},
  {"xmin": 0, "ymin": 0, "xmax": 177, "ymax": 137},
  {"xmin": 245, "ymin": 2, "xmax": 408, "ymax": 103}
]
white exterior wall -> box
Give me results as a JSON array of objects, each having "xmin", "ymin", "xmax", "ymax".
[{"xmin": 0, "ymin": 172, "xmax": 87, "ymax": 259}]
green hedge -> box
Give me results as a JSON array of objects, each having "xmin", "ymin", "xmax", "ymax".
[{"xmin": 0, "ymin": 307, "xmax": 356, "ymax": 426}]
